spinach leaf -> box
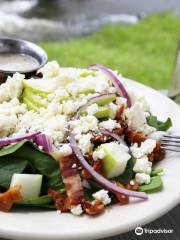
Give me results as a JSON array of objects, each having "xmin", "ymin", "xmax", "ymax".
[
  {"xmin": 12, "ymin": 142, "xmax": 58, "ymax": 177},
  {"xmin": 47, "ymin": 168, "xmax": 64, "ymax": 190},
  {"xmin": 16, "ymin": 195, "xmax": 53, "ymax": 205},
  {"xmin": 113, "ymin": 157, "xmax": 135, "ymax": 184},
  {"xmin": 0, "ymin": 157, "xmax": 28, "ymax": 188},
  {"xmin": 139, "ymin": 175, "xmax": 163, "ymax": 193},
  {"xmin": 0, "ymin": 140, "xmax": 28, "ymax": 157},
  {"xmin": 0, "ymin": 141, "xmax": 63, "ymax": 191},
  {"xmin": 147, "ymin": 116, "xmax": 172, "ymax": 131}
]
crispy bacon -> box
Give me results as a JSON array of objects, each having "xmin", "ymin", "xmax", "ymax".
[
  {"xmin": 125, "ymin": 180, "xmax": 139, "ymax": 191},
  {"xmin": 148, "ymin": 141, "xmax": 165, "ymax": 162},
  {"xmin": 0, "ymin": 185, "xmax": 22, "ymax": 212},
  {"xmin": 82, "ymin": 159, "xmax": 103, "ymax": 179},
  {"xmin": 112, "ymin": 181, "xmax": 129, "ymax": 204},
  {"xmin": 48, "ymin": 189, "xmax": 70, "ymax": 212},
  {"xmin": 82, "ymin": 199, "xmax": 104, "ymax": 215},
  {"xmin": 125, "ymin": 128, "xmax": 147, "ymax": 145},
  {"xmin": 91, "ymin": 134, "xmax": 111, "ymax": 144},
  {"xmin": 58, "ymin": 154, "xmax": 84, "ymax": 206}
]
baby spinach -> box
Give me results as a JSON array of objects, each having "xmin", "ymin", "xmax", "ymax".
[
  {"xmin": 139, "ymin": 175, "xmax": 163, "ymax": 193},
  {"xmin": 151, "ymin": 167, "xmax": 164, "ymax": 176},
  {"xmin": 0, "ymin": 141, "xmax": 63, "ymax": 191},
  {"xmin": 47, "ymin": 168, "xmax": 64, "ymax": 190},
  {"xmin": 147, "ymin": 115, "xmax": 172, "ymax": 131},
  {"xmin": 16, "ymin": 195, "xmax": 53, "ymax": 206},
  {"xmin": 0, "ymin": 157, "xmax": 28, "ymax": 188},
  {"xmin": 0, "ymin": 140, "xmax": 28, "ymax": 157}
]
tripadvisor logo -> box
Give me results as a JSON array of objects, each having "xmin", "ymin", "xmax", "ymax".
[{"xmin": 135, "ymin": 226, "xmax": 173, "ymax": 235}]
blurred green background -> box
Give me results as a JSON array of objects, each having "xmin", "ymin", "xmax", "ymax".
[
  {"xmin": 1, "ymin": 0, "xmax": 180, "ymax": 90},
  {"xmin": 41, "ymin": 13, "xmax": 180, "ymax": 90}
]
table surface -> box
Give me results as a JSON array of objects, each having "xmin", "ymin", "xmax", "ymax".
[{"xmin": 0, "ymin": 203, "xmax": 179, "ymax": 240}]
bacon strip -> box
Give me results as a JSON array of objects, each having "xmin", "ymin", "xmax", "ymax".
[
  {"xmin": 82, "ymin": 199, "xmax": 104, "ymax": 215},
  {"xmin": 48, "ymin": 189, "xmax": 70, "ymax": 212},
  {"xmin": 58, "ymin": 154, "xmax": 84, "ymax": 206},
  {"xmin": 0, "ymin": 185, "xmax": 22, "ymax": 212}
]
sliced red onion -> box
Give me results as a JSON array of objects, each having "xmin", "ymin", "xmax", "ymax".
[
  {"xmin": 0, "ymin": 132, "xmax": 41, "ymax": 147},
  {"xmin": 89, "ymin": 64, "xmax": 132, "ymax": 108},
  {"xmin": 72, "ymin": 93, "xmax": 116, "ymax": 120},
  {"xmin": 99, "ymin": 129, "xmax": 127, "ymax": 145},
  {"xmin": 69, "ymin": 133, "xmax": 148, "ymax": 200},
  {"xmin": 34, "ymin": 133, "xmax": 53, "ymax": 153}
]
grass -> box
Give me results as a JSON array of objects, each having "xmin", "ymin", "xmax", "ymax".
[{"xmin": 40, "ymin": 13, "xmax": 180, "ymax": 89}]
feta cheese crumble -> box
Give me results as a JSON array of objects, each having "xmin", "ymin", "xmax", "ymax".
[
  {"xmin": 92, "ymin": 190, "xmax": 111, "ymax": 205},
  {"xmin": 135, "ymin": 173, "xmax": 151, "ymax": 185},
  {"xmin": 59, "ymin": 144, "xmax": 72, "ymax": 157},
  {"xmin": 93, "ymin": 149, "xmax": 105, "ymax": 161},
  {"xmin": 70, "ymin": 204, "xmax": 83, "ymax": 216},
  {"xmin": 99, "ymin": 119, "xmax": 120, "ymax": 131}
]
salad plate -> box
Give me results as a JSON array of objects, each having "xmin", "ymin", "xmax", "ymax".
[{"xmin": 0, "ymin": 63, "xmax": 180, "ymax": 240}]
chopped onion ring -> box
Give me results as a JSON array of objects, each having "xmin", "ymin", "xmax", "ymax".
[
  {"xmin": 89, "ymin": 64, "xmax": 132, "ymax": 107},
  {"xmin": 34, "ymin": 133, "xmax": 54, "ymax": 153},
  {"xmin": 99, "ymin": 129, "xmax": 127, "ymax": 145},
  {"xmin": 69, "ymin": 133, "xmax": 148, "ymax": 200},
  {"xmin": 72, "ymin": 93, "xmax": 116, "ymax": 120},
  {"xmin": 0, "ymin": 132, "xmax": 40, "ymax": 147}
]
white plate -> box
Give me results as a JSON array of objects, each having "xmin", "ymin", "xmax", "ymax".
[{"xmin": 0, "ymin": 79, "xmax": 180, "ymax": 240}]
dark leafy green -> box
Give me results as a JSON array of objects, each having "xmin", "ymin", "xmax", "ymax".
[
  {"xmin": 0, "ymin": 140, "xmax": 28, "ymax": 157},
  {"xmin": 112, "ymin": 157, "xmax": 135, "ymax": 184},
  {"xmin": 47, "ymin": 168, "xmax": 64, "ymax": 190},
  {"xmin": 0, "ymin": 157, "xmax": 28, "ymax": 188},
  {"xmin": 0, "ymin": 141, "xmax": 63, "ymax": 191},
  {"xmin": 147, "ymin": 116, "xmax": 172, "ymax": 131},
  {"xmin": 16, "ymin": 195, "xmax": 53, "ymax": 205},
  {"xmin": 139, "ymin": 175, "xmax": 163, "ymax": 193}
]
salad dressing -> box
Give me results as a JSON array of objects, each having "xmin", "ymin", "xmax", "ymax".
[{"xmin": 0, "ymin": 53, "xmax": 39, "ymax": 72}]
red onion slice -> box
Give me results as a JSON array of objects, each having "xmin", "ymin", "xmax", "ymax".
[
  {"xmin": 89, "ymin": 64, "xmax": 132, "ymax": 107},
  {"xmin": 0, "ymin": 132, "xmax": 41, "ymax": 147},
  {"xmin": 69, "ymin": 133, "xmax": 148, "ymax": 200},
  {"xmin": 34, "ymin": 133, "xmax": 53, "ymax": 153},
  {"xmin": 99, "ymin": 129, "xmax": 127, "ymax": 145},
  {"xmin": 72, "ymin": 93, "xmax": 116, "ymax": 120}
]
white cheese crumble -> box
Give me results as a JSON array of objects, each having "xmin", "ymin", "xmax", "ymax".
[
  {"xmin": 59, "ymin": 144, "xmax": 72, "ymax": 157},
  {"xmin": 92, "ymin": 190, "xmax": 111, "ymax": 205},
  {"xmin": 135, "ymin": 173, "xmax": 151, "ymax": 185},
  {"xmin": 78, "ymin": 133, "xmax": 92, "ymax": 155},
  {"xmin": 99, "ymin": 119, "xmax": 120, "ymax": 131},
  {"xmin": 124, "ymin": 102, "xmax": 155, "ymax": 135},
  {"xmin": 70, "ymin": 115, "xmax": 98, "ymax": 135},
  {"xmin": 149, "ymin": 131, "xmax": 165, "ymax": 140},
  {"xmin": 0, "ymin": 73, "xmax": 24, "ymax": 103},
  {"xmin": 38, "ymin": 61, "xmax": 60, "ymax": 78},
  {"xmin": 70, "ymin": 204, "xmax": 83, "ymax": 216},
  {"xmin": 130, "ymin": 139, "xmax": 157, "ymax": 158},
  {"xmin": 86, "ymin": 103, "xmax": 99, "ymax": 115},
  {"xmin": 133, "ymin": 156, "xmax": 152, "ymax": 174},
  {"xmin": 93, "ymin": 149, "xmax": 105, "ymax": 161}
]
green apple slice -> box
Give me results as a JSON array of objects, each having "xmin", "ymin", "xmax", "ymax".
[
  {"xmin": 23, "ymin": 96, "xmax": 40, "ymax": 112},
  {"xmin": 79, "ymin": 88, "xmax": 95, "ymax": 94},
  {"xmin": 94, "ymin": 106, "xmax": 110, "ymax": 118},
  {"xmin": 24, "ymin": 89, "xmax": 47, "ymax": 108},
  {"xmin": 23, "ymin": 80, "xmax": 52, "ymax": 95},
  {"xmin": 98, "ymin": 142, "xmax": 131, "ymax": 178},
  {"xmin": 95, "ymin": 95, "xmax": 116, "ymax": 106},
  {"xmin": 10, "ymin": 173, "xmax": 42, "ymax": 200}
]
